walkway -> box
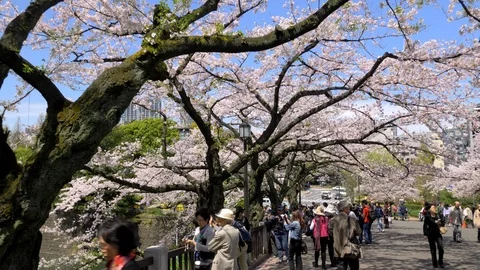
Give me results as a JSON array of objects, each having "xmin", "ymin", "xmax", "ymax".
[{"xmin": 256, "ymin": 220, "xmax": 479, "ymax": 269}]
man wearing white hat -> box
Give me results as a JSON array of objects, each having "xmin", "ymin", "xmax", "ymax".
[{"xmin": 208, "ymin": 209, "xmax": 240, "ymax": 270}]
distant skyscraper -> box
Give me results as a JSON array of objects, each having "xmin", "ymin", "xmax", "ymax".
[{"xmin": 120, "ymin": 100, "xmax": 163, "ymax": 123}]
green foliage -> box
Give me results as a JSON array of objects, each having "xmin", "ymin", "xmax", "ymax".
[
  {"xmin": 100, "ymin": 118, "xmax": 179, "ymax": 154},
  {"xmin": 438, "ymin": 189, "xmax": 456, "ymax": 205},
  {"xmin": 14, "ymin": 146, "xmax": 33, "ymax": 165},
  {"xmin": 113, "ymin": 194, "xmax": 143, "ymax": 218},
  {"xmin": 413, "ymin": 144, "xmax": 435, "ymax": 165},
  {"xmin": 364, "ymin": 148, "xmax": 401, "ymax": 167}
]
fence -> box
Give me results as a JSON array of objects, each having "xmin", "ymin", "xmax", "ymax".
[{"xmin": 136, "ymin": 225, "xmax": 271, "ymax": 270}]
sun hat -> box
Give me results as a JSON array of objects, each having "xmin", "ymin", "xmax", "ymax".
[
  {"xmin": 325, "ymin": 204, "xmax": 336, "ymax": 214},
  {"xmin": 313, "ymin": 206, "xmax": 325, "ymax": 216},
  {"xmin": 216, "ymin": 208, "xmax": 235, "ymax": 220},
  {"xmin": 337, "ymin": 200, "xmax": 352, "ymax": 211}
]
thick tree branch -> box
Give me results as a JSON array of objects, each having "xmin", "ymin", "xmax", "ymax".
[
  {"xmin": 83, "ymin": 166, "xmax": 197, "ymax": 193},
  {"xmin": 150, "ymin": 0, "xmax": 349, "ymax": 61},
  {"xmin": 0, "ymin": 43, "xmax": 68, "ymax": 108},
  {"xmin": 458, "ymin": 0, "xmax": 480, "ymax": 24},
  {"xmin": 0, "ymin": 0, "xmax": 63, "ymax": 88}
]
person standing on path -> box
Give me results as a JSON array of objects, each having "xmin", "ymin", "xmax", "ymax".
[
  {"xmin": 451, "ymin": 201, "xmax": 463, "ymax": 242},
  {"xmin": 423, "ymin": 204, "xmax": 445, "ymax": 268},
  {"xmin": 325, "ymin": 204, "xmax": 338, "ymax": 268},
  {"xmin": 329, "ymin": 201, "xmax": 362, "ymax": 270},
  {"xmin": 184, "ymin": 208, "xmax": 215, "ymax": 270},
  {"xmin": 361, "ymin": 200, "xmax": 372, "ymax": 244},
  {"xmin": 208, "ymin": 209, "xmax": 240, "ymax": 270},
  {"xmin": 272, "ymin": 207, "xmax": 289, "ymax": 263},
  {"xmin": 474, "ymin": 204, "xmax": 480, "ymax": 242},
  {"xmin": 285, "ymin": 210, "xmax": 305, "ymax": 270},
  {"xmin": 310, "ymin": 206, "xmax": 330, "ymax": 269}
]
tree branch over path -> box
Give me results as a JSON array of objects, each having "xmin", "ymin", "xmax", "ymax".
[
  {"xmin": 149, "ymin": 0, "xmax": 349, "ymax": 61},
  {"xmin": 83, "ymin": 166, "xmax": 197, "ymax": 193}
]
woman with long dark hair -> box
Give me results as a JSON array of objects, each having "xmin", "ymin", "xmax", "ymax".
[
  {"xmin": 285, "ymin": 210, "xmax": 305, "ymax": 270},
  {"xmin": 423, "ymin": 204, "xmax": 445, "ymax": 268}
]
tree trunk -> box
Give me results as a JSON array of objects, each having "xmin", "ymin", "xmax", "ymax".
[
  {"xmin": 197, "ymin": 178, "xmax": 225, "ymax": 213},
  {"xmin": 0, "ymin": 56, "xmax": 167, "ymax": 268}
]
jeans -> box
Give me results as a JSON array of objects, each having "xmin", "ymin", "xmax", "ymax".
[
  {"xmin": 363, "ymin": 223, "xmax": 372, "ymax": 244},
  {"xmin": 453, "ymin": 224, "xmax": 461, "ymax": 242},
  {"xmin": 288, "ymin": 238, "xmax": 303, "ymax": 270},
  {"xmin": 376, "ymin": 218, "xmax": 384, "ymax": 231},
  {"xmin": 274, "ymin": 233, "xmax": 289, "ymax": 260},
  {"xmin": 336, "ymin": 257, "xmax": 359, "ymax": 270},
  {"xmin": 428, "ymin": 236, "xmax": 444, "ymax": 267}
]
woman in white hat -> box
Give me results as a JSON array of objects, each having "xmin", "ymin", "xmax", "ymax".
[
  {"xmin": 207, "ymin": 208, "xmax": 240, "ymax": 270},
  {"xmin": 310, "ymin": 206, "xmax": 330, "ymax": 269}
]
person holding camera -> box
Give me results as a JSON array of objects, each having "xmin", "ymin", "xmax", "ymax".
[
  {"xmin": 423, "ymin": 204, "xmax": 445, "ymax": 268},
  {"xmin": 184, "ymin": 208, "xmax": 215, "ymax": 270},
  {"xmin": 271, "ymin": 207, "xmax": 289, "ymax": 263}
]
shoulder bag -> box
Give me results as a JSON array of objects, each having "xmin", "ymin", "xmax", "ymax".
[{"xmin": 343, "ymin": 217, "xmax": 362, "ymax": 259}]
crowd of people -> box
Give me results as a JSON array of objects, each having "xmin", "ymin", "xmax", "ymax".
[
  {"xmin": 94, "ymin": 200, "xmax": 480, "ymax": 270},
  {"xmin": 97, "ymin": 206, "xmax": 252, "ymax": 270}
]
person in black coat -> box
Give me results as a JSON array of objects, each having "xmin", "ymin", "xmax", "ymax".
[{"xmin": 423, "ymin": 204, "xmax": 445, "ymax": 269}]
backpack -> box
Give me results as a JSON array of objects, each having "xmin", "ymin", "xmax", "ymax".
[
  {"xmin": 375, "ymin": 207, "xmax": 383, "ymax": 218},
  {"xmin": 233, "ymin": 220, "xmax": 252, "ymax": 252},
  {"xmin": 368, "ymin": 208, "xmax": 376, "ymax": 221}
]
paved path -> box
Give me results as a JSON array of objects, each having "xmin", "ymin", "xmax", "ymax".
[{"xmin": 256, "ymin": 220, "xmax": 480, "ymax": 270}]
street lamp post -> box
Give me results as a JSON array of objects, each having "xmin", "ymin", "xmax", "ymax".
[{"xmin": 239, "ymin": 121, "xmax": 251, "ymax": 219}]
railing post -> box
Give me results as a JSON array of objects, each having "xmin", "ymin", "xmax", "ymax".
[
  {"xmin": 144, "ymin": 245, "xmax": 169, "ymax": 270},
  {"xmin": 262, "ymin": 225, "xmax": 268, "ymax": 255}
]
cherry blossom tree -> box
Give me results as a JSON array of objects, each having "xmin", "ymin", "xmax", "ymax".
[{"xmin": 2, "ymin": 1, "xmax": 480, "ymax": 268}]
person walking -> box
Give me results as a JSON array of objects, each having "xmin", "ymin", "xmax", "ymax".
[
  {"xmin": 423, "ymin": 204, "xmax": 445, "ymax": 268},
  {"xmin": 451, "ymin": 201, "xmax": 463, "ymax": 242},
  {"xmin": 374, "ymin": 203, "xmax": 384, "ymax": 232},
  {"xmin": 208, "ymin": 209, "xmax": 240, "ymax": 270},
  {"xmin": 383, "ymin": 203, "xmax": 391, "ymax": 229},
  {"xmin": 184, "ymin": 208, "xmax": 215, "ymax": 270},
  {"xmin": 474, "ymin": 204, "xmax": 480, "ymax": 243},
  {"xmin": 463, "ymin": 206, "xmax": 473, "ymax": 228},
  {"xmin": 329, "ymin": 201, "xmax": 362, "ymax": 270},
  {"xmin": 443, "ymin": 204, "xmax": 450, "ymax": 226},
  {"xmin": 98, "ymin": 219, "xmax": 141, "ymax": 270},
  {"xmin": 285, "ymin": 210, "xmax": 304, "ymax": 270},
  {"xmin": 310, "ymin": 206, "xmax": 329, "ymax": 269}
]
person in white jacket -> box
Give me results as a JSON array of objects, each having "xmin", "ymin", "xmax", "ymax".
[
  {"xmin": 463, "ymin": 206, "xmax": 473, "ymax": 228},
  {"xmin": 474, "ymin": 204, "xmax": 480, "ymax": 243}
]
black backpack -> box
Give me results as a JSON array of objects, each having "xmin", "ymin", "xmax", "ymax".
[{"xmin": 369, "ymin": 208, "xmax": 376, "ymax": 221}]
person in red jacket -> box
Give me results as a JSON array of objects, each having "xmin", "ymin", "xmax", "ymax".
[{"xmin": 362, "ymin": 200, "xmax": 372, "ymax": 244}]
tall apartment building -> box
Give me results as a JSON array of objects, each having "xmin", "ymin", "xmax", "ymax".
[{"xmin": 120, "ymin": 100, "xmax": 163, "ymax": 123}]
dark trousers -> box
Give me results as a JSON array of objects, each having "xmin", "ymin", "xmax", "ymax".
[
  {"xmin": 328, "ymin": 237, "xmax": 336, "ymax": 266},
  {"xmin": 288, "ymin": 239, "xmax": 303, "ymax": 270},
  {"xmin": 314, "ymin": 237, "xmax": 329, "ymax": 266},
  {"xmin": 477, "ymin": 228, "xmax": 480, "ymax": 242},
  {"xmin": 428, "ymin": 236, "xmax": 444, "ymax": 267},
  {"xmin": 336, "ymin": 257, "xmax": 359, "ymax": 270}
]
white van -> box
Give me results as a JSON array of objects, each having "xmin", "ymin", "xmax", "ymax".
[{"xmin": 331, "ymin": 186, "xmax": 347, "ymax": 197}]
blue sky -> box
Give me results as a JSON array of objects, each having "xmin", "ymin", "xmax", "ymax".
[{"xmin": 0, "ymin": 0, "xmax": 471, "ymax": 128}]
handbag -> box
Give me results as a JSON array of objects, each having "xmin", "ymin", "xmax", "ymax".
[
  {"xmin": 343, "ymin": 217, "xmax": 362, "ymax": 259},
  {"xmin": 439, "ymin": 226, "xmax": 447, "ymax": 235}
]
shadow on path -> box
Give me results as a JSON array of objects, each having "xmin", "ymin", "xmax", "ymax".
[{"xmin": 257, "ymin": 221, "xmax": 480, "ymax": 270}]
